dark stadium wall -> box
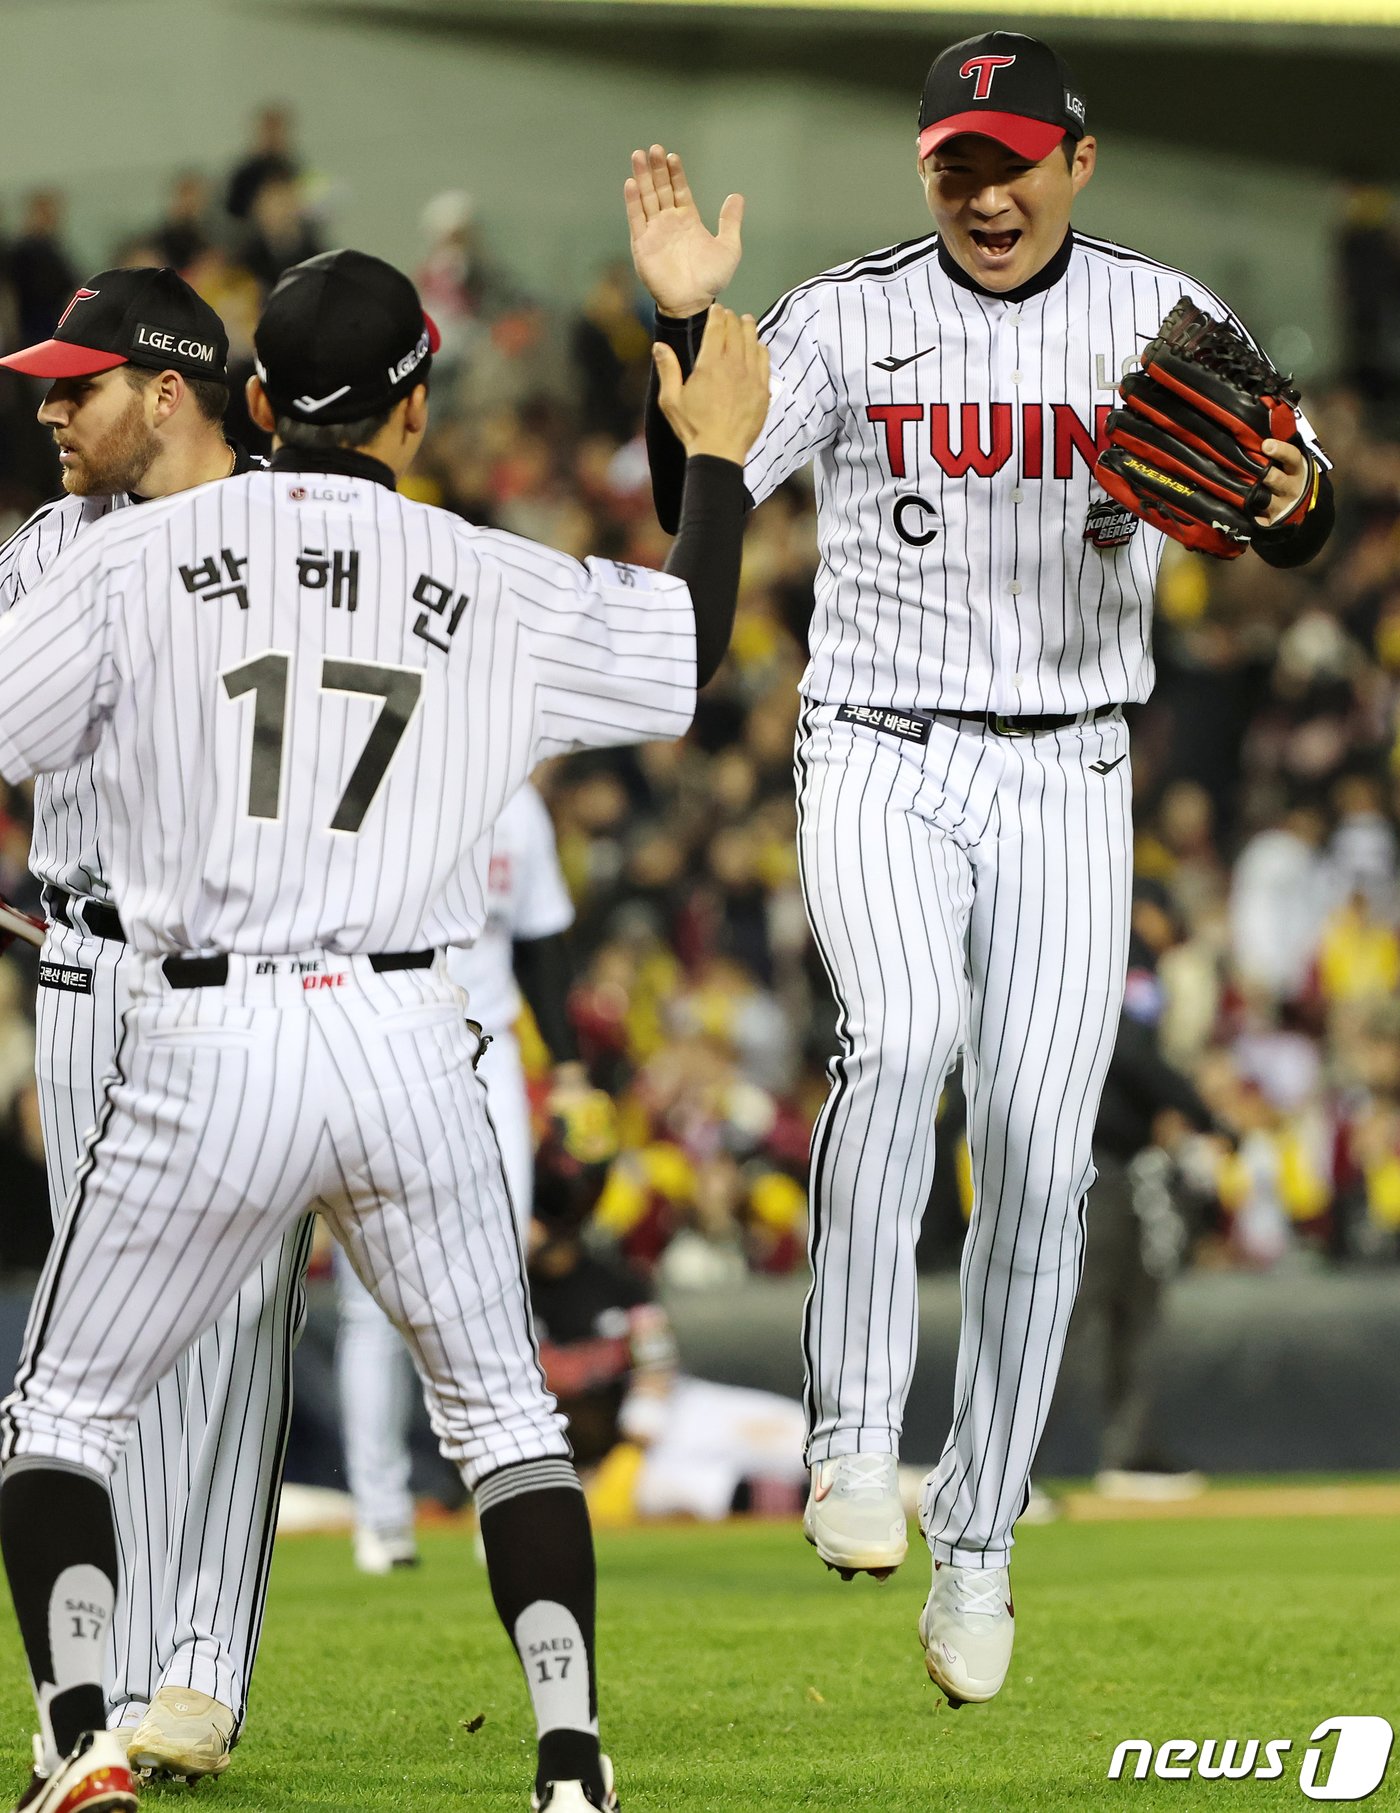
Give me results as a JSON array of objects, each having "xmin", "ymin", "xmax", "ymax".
[{"xmin": 0, "ymin": 0, "xmax": 1343, "ymax": 382}]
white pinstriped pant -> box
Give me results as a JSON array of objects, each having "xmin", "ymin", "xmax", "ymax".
[
  {"xmin": 334, "ymin": 1026, "xmax": 533, "ymax": 1537},
  {"xmin": 5, "ymin": 953, "xmax": 568, "ymax": 1525},
  {"xmin": 795, "ymin": 702, "xmax": 1132, "ymax": 1566},
  {"xmin": 32, "ymin": 920, "xmax": 311, "ymax": 1728}
]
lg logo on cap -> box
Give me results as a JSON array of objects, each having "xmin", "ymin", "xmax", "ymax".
[
  {"xmin": 960, "ymin": 54, "xmax": 1016, "ymax": 100},
  {"xmin": 387, "ymin": 328, "xmax": 431, "ymax": 386}
]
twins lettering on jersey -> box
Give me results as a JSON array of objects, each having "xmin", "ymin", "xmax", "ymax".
[
  {"xmin": 863, "ymin": 342, "xmax": 1143, "ymax": 548},
  {"xmin": 866, "ymin": 401, "xmax": 1113, "ymax": 480},
  {"xmin": 868, "ymin": 401, "xmax": 1116, "ymax": 550}
]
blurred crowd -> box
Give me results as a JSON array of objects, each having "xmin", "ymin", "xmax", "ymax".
[{"xmin": 3, "ymin": 118, "xmax": 1400, "ymax": 1290}]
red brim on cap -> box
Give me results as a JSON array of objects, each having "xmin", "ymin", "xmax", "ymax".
[
  {"xmin": 917, "ymin": 114, "xmax": 1066, "ymax": 163},
  {"xmin": 424, "ymin": 311, "xmax": 441, "ymax": 354},
  {"xmin": 0, "ymin": 340, "xmax": 128, "ymax": 379}
]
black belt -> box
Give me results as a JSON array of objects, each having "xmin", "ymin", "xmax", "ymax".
[
  {"xmin": 944, "ymin": 704, "xmax": 1119, "ymax": 738},
  {"xmin": 42, "ymin": 885, "xmax": 126, "ymax": 942},
  {"xmin": 834, "ymin": 701, "xmax": 1119, "ymax": 745},
  {"xmin": 162, "ymin": 950, "xmax": 435, "ymax": 989}
]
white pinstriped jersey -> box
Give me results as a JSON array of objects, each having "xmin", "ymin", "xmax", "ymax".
[
  {"xmin": 0, "ymin": 469, "xmax": 694, "ymax": 955},
  {"xmin": 0, "ymin": 491, "xmax": 137, "ymax": 899},
  {"xmin": 446, "ymin": 780, "xmax": 574, "ymax": 1031},
  {"xmin": 746, "ymin": 230, "xmax": 1324, "ymax": 716}
]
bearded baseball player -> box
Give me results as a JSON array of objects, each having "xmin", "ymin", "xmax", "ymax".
[
  {"xmin": 627, "ymin": 29, "xmax": 1333, "ymax": 1706},
  {"xmin": 0, "ymin": 268, "xmax": 308, "ymax": 1782},
  {"xmin": 0, "ymin": 249, "xmax": 766, "ymax": 1813}
]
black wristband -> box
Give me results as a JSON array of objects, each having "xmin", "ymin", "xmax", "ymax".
[
  {"xmin": 653, "ymin": 307, "xmax": 710, "ymax": 361},
  {"xmin": 1250, "ymin": 457, "xmax": 1335, "ymax": 569},
  {"xmin": 664, "ymin": 454, "xmax": 747, "ymax": 687},
  {"xmin": 645, "ymin": 309, "xmax": 712, "ymax": 535}
]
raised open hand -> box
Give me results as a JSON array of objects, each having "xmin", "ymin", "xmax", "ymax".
[
  {"xmin": 653, "ymin": 305, "xmax": 770, "ymax": 465},
  {"xmin": 624, "ymin": 145, "xmax": 744, "ymax": 318}
]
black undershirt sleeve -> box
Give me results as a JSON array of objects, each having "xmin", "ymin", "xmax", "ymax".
[
  {"xmin": 1250, "ymin": 452, "xmax": 1336, "ymax": 570},
  {"xmin": 512, "ymin": 931, "xmax": 579, "ymax": 1064},
  {"xmin": 662, "ymin": 454, "xmax": 747, "ymax": 688},
  {"xmin": 646, "ymin": 307, "xmax": 750, "ymax": 534}
]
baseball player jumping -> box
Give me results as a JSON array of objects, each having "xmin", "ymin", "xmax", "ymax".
[
  {"xmin": 0, "ymin": 268, "xmax": 307, "ymax": 1781},
  {"xmin": 627, "ymin": 29, "xmax": 1332, "ymax": 1705},
  {"xmin": 0, "ymin": 251, "xmax": 767, "ymax": 1813}
]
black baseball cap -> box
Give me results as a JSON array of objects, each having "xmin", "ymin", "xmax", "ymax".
[
  {"xmin": 918, "ymin": 32, "xmax": 1086, "ymax": 164},
  {"xmin": 253, "ymin": 249, "xmax": 439, "ymax": 426},
  {"xmin": 0, "ymin": 267, "xmax": 229, "ymax": 382}
]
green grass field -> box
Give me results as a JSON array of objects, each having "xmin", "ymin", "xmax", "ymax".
[{"xmin": 2, "ymin": 1513, "xmax": 1398, "ymax": 1811}]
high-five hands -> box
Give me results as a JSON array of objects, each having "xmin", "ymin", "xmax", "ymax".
[
  {"xmin": 625, "ymin": 145, "xmax": 744, "ymax": 318},
  {"xmin": 653, "ymin": 305, "xmax": 770, "ymax": 467}
]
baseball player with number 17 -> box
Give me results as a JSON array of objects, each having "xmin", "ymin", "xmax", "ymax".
[
  {"xmin": 0, "ymin": 252, "xmax": 768, "ymax": 1813},
  {"xmin": 628, "ymin": 29, "xmax": 1333, "ymax": 1705}
]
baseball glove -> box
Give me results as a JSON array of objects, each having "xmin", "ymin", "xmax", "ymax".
[
  {"xmin": 1095, "ymin": 297, "xmax": 1311, "ymax": 559},
  {"xmin": 534, "ymin": 1087, "xmax": 620, "ymax": 1232}
]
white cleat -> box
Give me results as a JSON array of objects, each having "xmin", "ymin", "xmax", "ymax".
[
  {"xmin": 918, "ymin": 1560, "xmax": 1015, "ymax": 1707},
  {"xmin": 531, "ymin": 1753, "xmax": 618, "ymax": 1810},
  {"xmin": 354, "ymin": 1527, "xmax": 421, "ymax": 1575},
  {"xmin": 126, "ymin": 1688, "xmax": 235, "ymax": 1782},
  {"xmin": 18, "ymin": 1729, "xmax": 137, "ymax": 1811},
  {"xmin": 803, "ymin": 1454, "xmax": 908, "ymax": 1580}
]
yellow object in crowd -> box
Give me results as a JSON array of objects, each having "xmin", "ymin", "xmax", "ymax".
[
  {"xmin": 748, "ymin": 1170, "xmax": 806, "ymax": 1233},
  {"xmin": 398, "ymin": 473, "xmax": 442, "ymax": 507},
  {"xmin": 1276, "ymin": 1129, "xmax": 1330, "ymax": 1223},
  {"xmin": 753, "ymin": 829, "xmax": 799, "ymax": 889},
  {"xmin": 956, "ymin": 1136, "xmax": 973, "ymax": 1223},
  {"xmin": 515, "ymin": 1005, "xmax": 549, "ymax": 1081},
  {"xmin": 1215, "ymin": 1148, "xmax": 1251, "ymax": 1214},
  {"xmin": 1366, "ymin": 1155, "xmax": 1400, "ymax": 1230},
  {"xmin": 728, "ymin": 607, "xmax": 784, "ymax": 674},
  {"xmin": 1156, "ymin": 544, "xmax": 1212, "ymax": 624},
  {"xmin": 625, "ymin": 949, "xmax": 684, "ymax": 1065},
  {"xmin": 585, "ymin": 1442, "xmax": 645, "ymax": 1529},
  {"xmin": 1130, "ymin": 831, "xmax": 1176, "ymax": 884},
  {"xmin": 1317, "ymin": 903, "xmax": 1400, "ymax": 1003},
  {"xmin": 595, "ymin": 1142, "xmax": 699, "ymax": 1236}
]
